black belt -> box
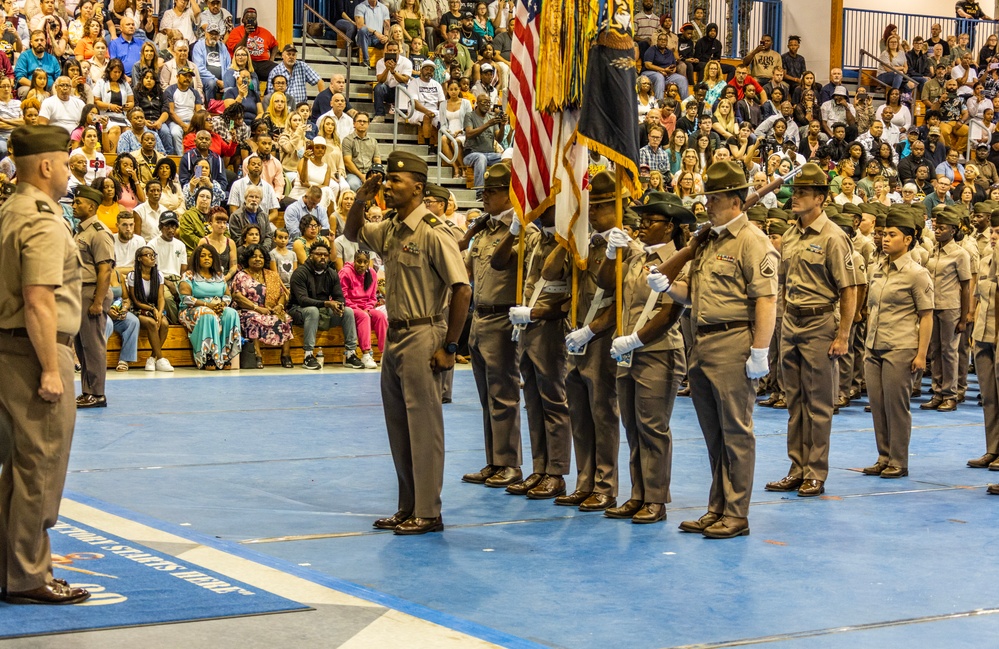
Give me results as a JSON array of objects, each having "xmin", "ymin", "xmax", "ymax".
[
  {"xmin": 475, "ymin": 304, "xmax": 516, "ymax": 315},
  {"xmin": 388, "ymin": 314, "xmax": 446, "ymax": 330},
  {"xmin": 696, "ymin": 321, "xmax": 751, "ymax": 335},
  {"xmin": 786, "ymin": 304, "xmax": 835, "ymax": 318},
  {"xmin": 0, "ymin": 327, "xmax": 74, "ymax": 347}
]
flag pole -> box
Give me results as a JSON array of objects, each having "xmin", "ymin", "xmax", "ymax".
[
  {"xmin": 615, "ymin": 172, "xmax": 624, "ymax": 336},
  {"xmin": 571, "ymin": 264, "xmax": 579, "ymax": 326},
  {"xmin": 515, "ymin": 227, "xmax": 526, "ymax": 304}
]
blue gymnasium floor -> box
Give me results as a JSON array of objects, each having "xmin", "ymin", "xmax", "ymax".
[{"xmin": 68, "ymin": 369, "xmax": 999, "ymax": 649}]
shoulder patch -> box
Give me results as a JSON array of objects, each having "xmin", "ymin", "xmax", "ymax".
[
  {"xmin": 423, "ymin": 214, "xmax": 445, "ymax": 228},
  {"xmin": 36, "ymin": 200, "xmax": 54, "ymax": 214},
  {"xmin": 760, "ymin": 255, "xmax": 777, "ymax": 278}
]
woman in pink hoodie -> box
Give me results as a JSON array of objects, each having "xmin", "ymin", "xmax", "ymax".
[{"xmin": 338, "ymin": 249, "xmax": 387, "ymax": 358}]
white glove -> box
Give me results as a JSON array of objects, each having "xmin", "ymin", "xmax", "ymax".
[
  {"xmin": 509, "ymin": 217, "xmax": 522, "ymax": 236},
  {"xmin": 646, "ymin": 270, "xmax": 670, "ymax": 293},
  {"xmin": 508, "ymin": 305, "xmax": 534, "ymax": 325},
  {"xmin": 604, "ymin": 227, "xmax": 631, "ymax": 259},
  {"xmin": 745, "ymin": 347, "xmax": 770, "ymax": 379},
  {"xmin": 610, "ymin": 332, "xmax": 643, "ymax": 360},
  {"xmin": 565, "ymin": 326, "xmax": 595, "ymax": 353}
]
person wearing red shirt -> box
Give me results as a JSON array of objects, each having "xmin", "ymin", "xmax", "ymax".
[
  {"xmin": 225, "ymin": 8, "xmax": 279, "ymax": 90},
  {"xmin": 728, "ymin": 64, "xmax": 767, "ymax": 102}
]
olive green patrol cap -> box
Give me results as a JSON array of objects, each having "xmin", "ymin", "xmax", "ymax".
[
  {"xmin": 386, "ymin": 150, "xmax": 429, "ymax": 176},
  {"xmin": 424, "ymin": 182, "xmax": 451, "ymax": 202},
  {"xmin": 747, "ymin": 205, "xmax": 769, "ymax": 224},
  {"xmin": 75, "ymin": 185, "xmax": 103, "ymax": 206},
  {"xmin": 9, "ymin": 125, "xmax": 70, "ymax": 157}
]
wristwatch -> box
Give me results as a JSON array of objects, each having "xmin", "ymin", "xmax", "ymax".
[{"xmin": 444, "ymin": 342, "xmax": 459, "ymax": 354}]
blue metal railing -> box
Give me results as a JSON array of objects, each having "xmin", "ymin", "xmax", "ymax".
[
  {"xmin": 842, "ymin": 8, "xmax": 999, "ymax": 70},
  {"xmin": 669, "ymin": 0, "xmax": 782, "ymax": 59}
]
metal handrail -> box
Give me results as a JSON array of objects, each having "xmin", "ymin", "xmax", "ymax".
[
  {"xmin": 437, "ymin": 129, "xmax": 459, "ymax": 184},
  {"xmin": 859, "ymin": 49, "xmax": 920, "ymax": 91},
  {"xmin": 966, "ymin": 117, "xmax": 991, "ymax": 161},
  {"xmin": 302, "ymin": 4, "xmax": 354, "ymax": 90},
  {"xmin": 393, "ymin": 84, "xmax": 416, "ymax": 149}
]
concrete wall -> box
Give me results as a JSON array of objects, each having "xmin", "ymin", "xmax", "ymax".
[
  {"xmin": 784, "ymin": 0, "xmax": 833, "ymax": 80},
  {"xmin": 843, "ymin": 0, "xmax": 968, "ymax": 18}
]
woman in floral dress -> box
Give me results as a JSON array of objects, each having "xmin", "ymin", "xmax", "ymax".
[{"xmin": 231, "ymin": 244, "xmax": 295, "ymax": 369}]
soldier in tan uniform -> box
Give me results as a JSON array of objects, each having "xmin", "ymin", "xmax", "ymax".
[
  {"xmin": 764, "ymin": 167, "xmax": 857, "ymax": 498},
  {"xmin": 650, "ymin": 161, "xmax": 778, "ymax": 539},
  {"xmin": 760, "ymin": 218, "xmax": 789, "ymax": 409},
  {"xmin": 459, "ymin": 162, "xmax": 525, "ymax": 489},
  {"xmin": 345, "ymin": 151, "xmax": 471, "ymax": 535},
  {"xmin": 600, "ymin": 193, "xmax": 692, "ymax": 524},
  {"xmin": 0, "ymin": 126, "xmax": 90, "ymax": 604},
  {"xmin": 423, "ymin": 183, "xmax": 463, "ymax": 404},
  {"xmin": 828, "ymin": 207, "xmax": 868, "ymax": 411},
  {"xmin": 921, "ymin": 205, "xmax": 972, "ymax": 412},
  {"xmin": 493, "ymin": 205, "xmax": 572, "ymax": 499},
  {"xmin": 73, "ymin": 185, "xmax": 115, "ymax": 408},
  {"xmin": 554, "ymin": 171, "xmax": 637, "ymax": 512},
  {"xmin": 862, "ymin": 206, "xmax": 934, "ymax": 478},
  {"xmin": 968, "ymin": 211, "xmax": 999, "ymax": 470}
]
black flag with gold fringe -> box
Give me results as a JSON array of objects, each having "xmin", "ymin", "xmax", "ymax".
[{"xmin": 576, "ymin": 0, "xmax": 640, "ymax": 194}]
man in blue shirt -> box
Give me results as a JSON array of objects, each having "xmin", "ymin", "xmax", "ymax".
[
  {"xmin": 108, "ymin": 16, "xmax": 145, "ymax": 81},
  {"xmin": 14, "ymin": 31, "xmax": 61, "ymax": 98},
  {"xmin": 283, "ymin": 187, "xmax": 329, "ymax": 240},
  {"xmin": 353, "ymin": 0, "xmax": 390, "ymax": 68},
  {"xmin": 641, "ymin": 32, "xmax": 689, "ymax": 100}
]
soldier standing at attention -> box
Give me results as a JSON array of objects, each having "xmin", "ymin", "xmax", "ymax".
[
  {"xmin": 649, "ymin": 161, "xmax": 778, "ymax": 539},
  {"xmin": 600, "ymin": 193, "xmax": 692, "ymax": 524},
  {"xmin": 494, "ymin": 205, "xmax": 572, "ymax": 499},
  {"xmin": 0, "ymin": 125, "xmax": 91, "ymax": 604},
  {"xmin": 345, "ymin": 151, "xmax": 471, "ymax": 536},
  {"xmin": 968, "ymin": 211, "xmax": 999, "ymax": 470},
  {"xmin": 862, "ymin": 206, "xmax": 934, "ymax": 478},
  {"xmin": 765, "ymin": 165, "xmax": 857, "ymax": 498},
  {"xmin": 921, "ymin": 205, "xmax": 972, "ymax": 413},
  {"xmin": 73, "ymin": 185, "xmax": 115, "ymax": 409},
  {"xmin": 554, "ymin": 170, "xmax": 637, "ymax": 512},
  {"xmin": 460, "ymin": 161, "xmax": 526, "ymax": 490}
]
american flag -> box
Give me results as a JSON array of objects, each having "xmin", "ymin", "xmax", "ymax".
[{"xmin": 509, "ymin": 0, "xmax": 554, "ymax": 223}]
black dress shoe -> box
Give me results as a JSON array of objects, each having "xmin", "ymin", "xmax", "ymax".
[
  {"xmin": 678, "ymin": 511, "xmax": 721, "ymax": 533},
  {"xmin": 797, "ymin": 479, "xmax": 825, "ymax": 496},
  {"xmin": 527, "ymin": 475, "xmax": 566, "ymax": 500},
  {"xmin": 880, "ymin": 466, "xmax": 908, "ymax": 478},
  {"xmin": 462, "ymin": 465, "xmax": 499, "ymax": 484},
  {"xmin": 554, "ymin": 490, "xmax": 591, "ymax": 506},
  {"xmin": 864, "ymin": 405, "xmax": 872, "ymax": 412},
  {"xmin": 499, "ymin": 473, "xmax": 533, "ymax": 496},
  {"xmin": 505, "ymin": 472, "xmax": 543, "ymax": 495},
  {"xmin": 862, "ymin": 462, "xmax": 887, "ymax": 476},
  {"xmin": 989, "ymin": 459, "xmax": 999, "ymax": 471},
  {"xmin": 937, "ymin": 398, "xmax": 957, "ymax": 412},
  {"xmin": 578, "ymin": 493, "xmax": 616, "ymax": 511},
  {"xmin": 967, "ymin": 453, "xmax": 998, "ymax": 468},
  {"xmin": 987, "ymin": 484, "xmax": 999, "ymax": 495},
  {"xmin": 604, "ymin": 499, "xmax": 643, "ymax": 519},
  {"xmin": 677, "ymin": 386, "xmax": 691, "ymax": 397},
  {"xmin": 772, "ymin": 397, "xmax": 787, "ymax": 409},
  {"xmin": 373, "ymin": 510, "xmax": 412, "ymax": 529},
  {"xmin": 920, "ymin": 396, "xmax": 944, "ymax": 410},
  {"xmin": 759, "ymin": 394, "xmax": 780, "ymax": 407},
  {"xmin": 484, "ymin": 467, "xmax": 523, "ymax": 487},
  {"xmin": 702, "ymin": 515, "xmax": 750, "ymax": 539},
  {"xmin": 393, "ymin": 516, "xmax": 444, "ymax": 535},
  {"xmin": 76, "ymin": 395, "xmax": 107, "ymax": 408},
  {"xmin": 765, "ymin": 475, "xmax": 803, "ymax": 492},
  {"xmin": 631, "ymin": 503, "xmax": 666, "ymax": 524},
  {"xmin": 3, "ymin": 581, "xmax": 90, "ymax": 605},
  {"xmin": 835, "ymin": 396, "xmax": 851, "ymax": 408}
]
